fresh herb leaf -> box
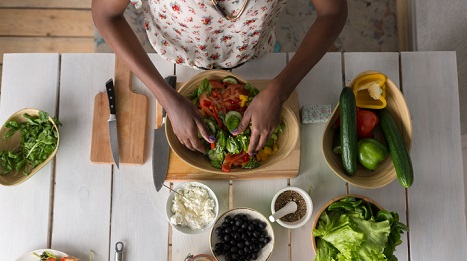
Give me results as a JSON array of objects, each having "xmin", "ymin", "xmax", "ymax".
[{"xmin": 0, "ymin": 111, "xmax": 61, "ymax": 175}]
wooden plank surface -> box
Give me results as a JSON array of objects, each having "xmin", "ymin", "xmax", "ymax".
[
  {"xmin": 170, "ymin": 64, "xmax": 230, "ymax": 261},
  {"xmin": 232, "ymin": 53, "xmax": 290, "ymax": 261},
  {"xmin": 0, "ymin": 0, "xmax": 91, "ymax": 8},
  {"xmin": 108, "ymin": 54, "xmax": 175, "ymax": 261},
  {"xmin": 289, "ymin": 52, "xmax": 347, "ymax": 261},
  {"xmin": 52, "ymin": 54, "xmax": 114, "ymax": 259},
  {"xmin": 344, "ymin": 52, "xmax": 409, "ymax": 260},
  {"xmin": 0, "ymin": 37, "xmax": 94, "ymax": 61},
  {"xmin": 0, "ymin": 53, "xmax": 59, "ymax": 261},
  {"xmin": 0, "ymin": 9, "xmax": 93, "ymax": 37},
  {"xmin": 400, "ymin": 51, "xmax": 467, "ymax": 260}
]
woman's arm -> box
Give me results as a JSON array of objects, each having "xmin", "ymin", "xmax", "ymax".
[
  {"xmin": 92, "ymin": 0, "xmax": 213, "ymax": 152},
  {"xmin": 235, "ymin": 0, "xmax": 348, "ymax": 155}
]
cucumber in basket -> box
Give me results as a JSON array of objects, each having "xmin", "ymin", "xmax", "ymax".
[
  {"xmin": 339, "ymin": 87, "xmax": 358, "ymax": 176},
  {"xmin": 377, "ymin": 108, "xmax": 414, "ymax": 188}
]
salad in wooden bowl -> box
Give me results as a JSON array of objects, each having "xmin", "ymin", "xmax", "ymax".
[{"xmin": 166, "ymin": 70, "xmax": 299, "ymax": 174}]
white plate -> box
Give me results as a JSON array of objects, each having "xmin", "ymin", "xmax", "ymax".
[{"xmin": 16, "ymin": 249, "xmax": 69, "ymax": 261}]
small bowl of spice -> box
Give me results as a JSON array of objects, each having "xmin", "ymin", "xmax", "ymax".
[{"xmin": 270, "ymin": 187, "xmax": 313, "ymax": 229}]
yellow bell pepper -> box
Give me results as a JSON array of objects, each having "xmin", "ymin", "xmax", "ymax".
[
  {"xmin": 352, "ymin": 73, "xmax": 387, "ymax": 109},
  {"xmin": 239, "ymin": 94, "xmax": 248, "ymax": 107}
]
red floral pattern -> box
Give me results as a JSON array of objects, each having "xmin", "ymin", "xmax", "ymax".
[{"xmin": 131, "ymin": 0, "xmax": 287, "ymax": 69}]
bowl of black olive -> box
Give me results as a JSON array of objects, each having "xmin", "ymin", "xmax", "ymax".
[{"xmin": 210, "ymin": 207, "xmax": 274, "ymax": 261}]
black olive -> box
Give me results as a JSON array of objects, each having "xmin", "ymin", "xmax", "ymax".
[
  {"xmin": 264, "ymin": 236, "xmax": 271, "ymax": 244},
  {"xmin": 224, "ymin": 234, "xmax": 231, "ymax": 242},
  {"xmin": 225, "ymin": 254, "xmax": 232, "ymax": 261}
]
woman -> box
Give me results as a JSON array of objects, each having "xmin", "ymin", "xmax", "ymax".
[{"xmin": 92, "ymin": 0, "xmax": 347, "ymax": 155}]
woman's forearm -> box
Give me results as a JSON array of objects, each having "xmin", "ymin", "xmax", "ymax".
[
  {"xmin": 91, "ymin": 0, "xmax": 178, "ymax": 108},
  {"xmin": 271, "ymin": 0, "xmax": 348, "ymax": 102}
]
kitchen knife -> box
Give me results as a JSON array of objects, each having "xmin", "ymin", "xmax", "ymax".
[
  {"xmin": 153, "ymin": 75, "xmax": 177, "ymax": 191},
  {"xmin": 106, "ymin": 79, "xmax": 120, "ymax": 169}
]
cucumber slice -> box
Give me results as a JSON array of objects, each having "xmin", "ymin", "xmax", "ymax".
[
  {"xmin": 224, "ymin": 111, "xmax": 242, "ymax": 133},
  {"xmin": 221, "ymin": 76, "xmax": 239, "ymax": 84}
]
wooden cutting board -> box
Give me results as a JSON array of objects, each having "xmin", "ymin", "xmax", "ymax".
[
  {"xmin": 164, "ymin": 80, "xmax": 300, "ymax": 180},
  {"xmin": 90, "ymin": 56, "xmax": 149, "ymax": 165}
]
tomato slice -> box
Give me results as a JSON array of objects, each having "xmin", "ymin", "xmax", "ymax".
[
  {"xmin": 223, "ymin": 84, "xmax": 248, "ymax": 113},
  {"xmin": 209, "ymin": 79, "xmax": 224, "ymax": 89},
  {"xmin": 199, "ymin": 89, "xmax": 223, "ymax": 116}
]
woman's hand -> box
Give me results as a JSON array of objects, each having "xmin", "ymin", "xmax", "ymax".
[
  {"xmin": 165, "ymin": 93, "xmax": 214, "ymax": 153},
  {"xmin": 233, "ymin": 85, "xmax": 283, "ymax": 155}
]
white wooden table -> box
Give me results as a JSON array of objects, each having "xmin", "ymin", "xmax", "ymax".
[{"xmin": 1, "ymin": 52, "xmax": 466, "ymax": 261}]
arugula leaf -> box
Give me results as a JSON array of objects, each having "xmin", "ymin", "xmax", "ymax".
[
  {"xmin": 243, "ymin": 156, "xmax": 260, "ymax": 169},
  {"xmin": 0, "ymin": 111, "xmax": 61, "ymax": 175}
]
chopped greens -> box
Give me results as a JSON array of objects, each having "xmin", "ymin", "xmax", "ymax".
[
  {"xmin": 193, "ymin": 77, "xmax": 283, "ymax": 172},
  {"xmin": 313, "ymin": 196, "xmax": 409, "ymax": 261},
  {"xmin": 0, "ymin": 111, "xmax": 61, "ymax": 175}
]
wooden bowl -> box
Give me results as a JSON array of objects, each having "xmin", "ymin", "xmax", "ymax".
[
  {"xmin": 166, "ymin": 70, "xmax": 299, "ymax": 175},
  {"xmin": 322, "ymin": 71, "xmax": 412, "ymax": 188},
  {"xmin": 0, "ymin": 108, "xmax": 60, "ymax": 186},
  {"xmin": 311, "ymin": 194, "xmax": 383, "ymax": 253}
]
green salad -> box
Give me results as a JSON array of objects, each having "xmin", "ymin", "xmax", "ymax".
[
  {"xmin": 189, "ymin": 76, "xmax": 284, "ymax": 172},
  {"xmin": 313, "ymin": 196, "xmax": 409, "ymax": 261}
]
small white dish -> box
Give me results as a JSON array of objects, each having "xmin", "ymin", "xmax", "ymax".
[
  {"xmin": 166, "ymin": 182, "xmax": 219, "ymax": 234},
  {"xmin": 210, "ymin": 207, "xmax": 274, "ymax": 261},
  {"xmin": 270, "ymin": 186, "xmax": 313, "ymax": 229}
]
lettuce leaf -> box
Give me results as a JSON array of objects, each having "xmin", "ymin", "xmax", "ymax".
[{"xmin": 313, "ymin": 196, "xmax": 408, "ymax": 261}]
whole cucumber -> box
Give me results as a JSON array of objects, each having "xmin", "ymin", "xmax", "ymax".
[
  {"xmin": 339, "ymin": 87, "xmax": 358, "ymax": 176},
  {"xmin": 377, "ymin": 108, "xmax": 414, "ymax": 188}
]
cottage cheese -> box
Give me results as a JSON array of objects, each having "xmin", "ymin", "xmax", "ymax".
[{"xmin": 170, "ymin": 184, "xmax": 216, "ymax": 230}]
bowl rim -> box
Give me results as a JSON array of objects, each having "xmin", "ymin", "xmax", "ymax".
[
  {"xmin": 0, "ymin": 108, "xmax": 60, "ymax": 186},
  {"xmin": 311, "ymin": 194, "xmax": 384, "ymax": 253},
  {"xmin": 270, "ymin": 186, "xmax": 313, "ymax": 229},
  {"xmin": 321, "ymin": 70, "xmax": 413, "ymax": 189},
  {"xmin": 209, "ymin": 207, "xmax": 275, "ymax": 261},
  {"xmin": 166, "ymin": 181, "xmax": 219, "ymax": 234},
  {"xmin": 165, "ymin": 70, "xmax": 300, "ymax": 175}
]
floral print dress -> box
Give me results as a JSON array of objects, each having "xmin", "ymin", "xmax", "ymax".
[{"xmin": 130, "ymin": 0, "xmax": 288, "ymax": 69}]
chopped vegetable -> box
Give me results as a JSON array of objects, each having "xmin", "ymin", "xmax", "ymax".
[
  {"xmin": 193, "ymin": 77, "xmax": 282, "ymax": 172},
  {"xmin": 0, "ymin": 111, "xmax": 61, "ymax": 175},
  {"xmin": 352, "ymin": 73, "xmax": 387, "ymax": 109},
  {"xmin": 313, "ymin": 196, "xmax": 408, "ymax": 261}
]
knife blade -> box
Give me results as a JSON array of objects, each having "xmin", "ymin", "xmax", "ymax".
[
  {"xmin": 106, "ymin": 79, "xmax": 120, "ymax": 169},
  {"xmin": 153, "ymin": 75, "xmax": 177, "ymax": 191}
]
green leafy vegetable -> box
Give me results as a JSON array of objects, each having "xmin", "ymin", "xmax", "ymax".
[
  {"xmin": 313, "ymin": 196, "xmax": 409, "ymax": 261},
  {"xmin": 33, "ymin": 251, "xmax": 58, "ymax": 260},
  {"xmin": 0, "ymin": 111, "xmax": 61, "ymax": 175}
]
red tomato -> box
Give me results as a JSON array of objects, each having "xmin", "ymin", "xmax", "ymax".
[
  {"xmin": 357, "ymin": 109, "xmax": 379, "ymax": 139},
  {"xmin": 221, "ymin": 151, "xmax": 248, "ymax": 172},
  {"xmin": 222, "ymin": 84, "xmax": 248, "ymax": 113},
  {"xmin": 209, "ymin": 79, "xmax": 224, "ymax": 89},
  {"xmin": 199, "ymin": 89, "xmax": 223, "ymax": 116}
]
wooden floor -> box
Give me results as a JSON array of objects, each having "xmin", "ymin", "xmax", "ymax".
[{"xmin": 0, "ymin": 0, "xmax": 95, "ymax": 88}]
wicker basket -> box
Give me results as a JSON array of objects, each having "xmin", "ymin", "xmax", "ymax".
[
  {"xmin": 322, "ymin": 71, "xmax": 412, "ymax": 189},
  {"xmin": 0, "ymin": 108, "xmax": 60, "ymax": 186},
  {"xmin": 165, "ymin": 70, "xmax": 299, "ymax": 175}
]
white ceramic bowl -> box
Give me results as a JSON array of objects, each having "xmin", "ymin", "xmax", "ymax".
[
  {"xmin": 210, "ymin": 207, "xmax": 275, "ymax": 261},
  {"xmin": 270, "ymin": 187, "xmax": 313, "ymax": 229},
  {"xmin": 166, "ymin": 182, "xmax": 219, "ymax": 234}
]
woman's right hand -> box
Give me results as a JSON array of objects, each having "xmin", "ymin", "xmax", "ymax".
[{"xmin": 165, "ymin": 92, "xmax": 214, "ymax": 154}]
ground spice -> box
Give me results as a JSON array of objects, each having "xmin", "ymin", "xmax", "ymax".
[{"xmin": 274, "ymin": 190, "xmax": 307, "ymax": 222}]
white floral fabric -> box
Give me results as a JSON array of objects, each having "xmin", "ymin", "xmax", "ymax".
[{"xmin": 130, "ymin": 0, "xmax": 287, "ymax": 69}]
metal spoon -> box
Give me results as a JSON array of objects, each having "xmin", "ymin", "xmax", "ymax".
[{"xmin": 269, "ymin": 201, "xmax": 297, "ymax": 222}]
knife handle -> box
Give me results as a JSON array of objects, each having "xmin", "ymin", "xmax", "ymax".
[
  {"xmin": 106, "ymin": 79, "xmax": 117, "ymax": 115},
  {"xmin": 163, "ymin": 76, "xmax": 177, "ymax": 118}
]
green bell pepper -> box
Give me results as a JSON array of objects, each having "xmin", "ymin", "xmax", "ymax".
[{"xmin": 358, "ymin": 138, "xmax": 388, "ymax": 171}]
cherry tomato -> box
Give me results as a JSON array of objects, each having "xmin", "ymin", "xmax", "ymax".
[{"xmin": 357, "ymin": 109, "xmax": 379, "ymax": 139}]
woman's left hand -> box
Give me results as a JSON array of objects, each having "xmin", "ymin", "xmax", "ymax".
[{"xmin": 233, "ymin": 85, "xmax": 283, "ymax": 155}]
